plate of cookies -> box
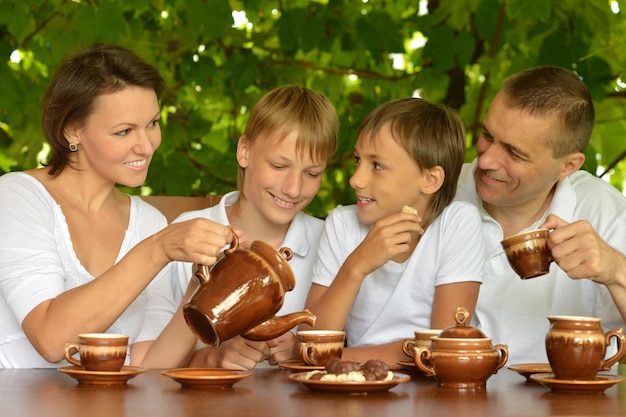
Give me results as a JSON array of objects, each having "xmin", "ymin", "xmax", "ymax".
[{"xmin": 289, "ymin": 359, "xmax": 411, "ymax": 394}]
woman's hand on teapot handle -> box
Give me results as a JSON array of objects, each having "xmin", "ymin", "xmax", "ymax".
[{"xmin": 152, "ymin": 219, "xmax": 241, "ymax": 266}]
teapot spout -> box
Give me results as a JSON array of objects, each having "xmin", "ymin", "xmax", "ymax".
[{"xmin": 242, "ymin": 310, "xmax": 316, "ymax": 341}]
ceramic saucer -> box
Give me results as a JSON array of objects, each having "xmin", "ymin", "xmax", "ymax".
[
  {"xmin": 507, "ymin": 363, "xmax": 552, "ymax": 380},
  {"xmin": 529, "ymin": 372, "xmax": 625, "ymax": 394},
  {"xmin": 58, "ymin": 365, "xmax": 146, "ymax": 385},
  {"xmin": 278, "ymin": 359, "xmax": 325, "ymax": 372},
  {"xmin": 289, "ymin": 371, "xmax": 411, "ymax": 394},
  {"xmin": 161, "ymin": 368, "xmax": 252, "ymax": 389},
  {"xmin": 397, "ymin": 360, "xmax": 432, "ymax": 377},
  {"xmin": 397, "ymin": 360, "xmax": 415, "ymax": 369}
]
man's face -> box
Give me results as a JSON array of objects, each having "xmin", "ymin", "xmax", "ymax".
[{"xmin": 474, "ymin": 92, "xmax": 569, "ymax": 218}]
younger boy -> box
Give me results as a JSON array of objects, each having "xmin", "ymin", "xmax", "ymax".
[{"xmin": 305, "ymin": 98, "xmax": 484, "ymax": 367}]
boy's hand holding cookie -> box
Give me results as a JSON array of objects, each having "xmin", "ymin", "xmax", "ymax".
[{"xmin": 348, "ymin": 205, "xmax": 423, "ymax": 276}]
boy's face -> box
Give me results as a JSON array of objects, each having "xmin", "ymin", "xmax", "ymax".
[
  {"xmin": 237, "ymin": 129, "xmax": 326, "ymax": 226},
  {"xmin": 350, "ymin": 124, "xmax": 426, "ymax": 225}
]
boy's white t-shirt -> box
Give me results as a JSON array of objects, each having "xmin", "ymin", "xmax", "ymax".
[{"xmin": 311, "ymin": 201, "xmax": 484, "ymax": 347}]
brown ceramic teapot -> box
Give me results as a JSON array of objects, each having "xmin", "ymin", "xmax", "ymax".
[
  {"xmin": 412, "ymin": 307, "xmax": 508, "ymax": 389},
  {"xmin": 183, "ymin": 234, "xmax": 316, "ymax": 346}
]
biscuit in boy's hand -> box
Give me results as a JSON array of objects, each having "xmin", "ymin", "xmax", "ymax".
[{"xmin": 402, "ymin": 205, "xmax": 418, "ymax": 216}]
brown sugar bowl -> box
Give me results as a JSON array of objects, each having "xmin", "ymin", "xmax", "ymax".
[{"xmin": 413, "ymin": 307, "xmax": 509, "ymax": 389}]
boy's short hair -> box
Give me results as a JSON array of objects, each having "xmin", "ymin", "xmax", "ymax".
[
  {"xmin": 357, "ymin": 97, "xmax": 465, "ymax": 224},
  {"xmin": 238, "ymin": 85, "xmax": 339, "ymax": 189}
]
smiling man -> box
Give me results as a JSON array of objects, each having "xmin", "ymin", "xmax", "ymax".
[{"xmin": 455, "ymin": 66, "xmax": 626, "ymax": 364}]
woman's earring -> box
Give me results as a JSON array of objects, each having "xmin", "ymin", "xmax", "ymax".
[{"xmin": 68, "ymin": 142, "xmax": 78, "ymax": 152}]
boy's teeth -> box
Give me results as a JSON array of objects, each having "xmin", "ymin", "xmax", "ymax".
[
  {"xmin": 127, "ymin": 159, "xmax": 146, "ymax": 167},
  {"xmin": 275, "ymin": 196, "xmax": 295, "ymax": 207}
]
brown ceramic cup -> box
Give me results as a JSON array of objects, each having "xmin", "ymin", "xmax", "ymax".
[
  {"xmin": 501, "ymin": 228, "xmax": 552, "ymax": 279},
  {"xmin": 402, "ymin": 329, "xmax": 442, "ymax": 358},
  {"xmin": 64, "ymin": 333, "xmax": 128, "ymax": 372},
  {"xmin": 297, "ymin": 330, "xmax": 345, "ymax": 366},
  {"xmin": 545, "ymin": 316, "xmax": 626, "ymax": 380}
]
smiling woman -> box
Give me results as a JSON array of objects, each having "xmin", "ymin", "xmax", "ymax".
[
  {"xmin": 61, "ymin": 86, "xmax": 162, "ymax": 188},
  {"xmin": 0, "ymin": 43, "xmax": 235, "ymax": 369}
]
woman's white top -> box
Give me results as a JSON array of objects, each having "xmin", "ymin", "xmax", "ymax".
[{"xmin": 0, "ymin": 172, "xmax": 176, "ymax": 368}]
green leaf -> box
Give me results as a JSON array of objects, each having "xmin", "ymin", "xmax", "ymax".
[
  {"xmin": 1, "ymin": 2, "xmax": 36, "ymax": 44},
  {"xmin": 576, "ymin": 57, "xmax": 612, "ymax": 100},
  {"xmin": 184, "ymin": 0, "xmax": 233, "ymax": 39},
  {"xmin": 74, "ymin": 2, "xmax": 131, "ymax": 45},
  {"xmin": 422, "ymin": 26, "xmax": 456, "ymax": 72},
  {"xmin": 277, "ymin": 7, "xmax": 306, "ymax": 55},
  {"xmin": 506, "ymin": 0, "xmax": 552, "ymax": 23},
  {"xmin": 355, "ymin": 11, "xmax": 404, "ymax": 61},
  {"xmin": 537, "ymin": 31, "xmax": 589, "ymax": 69}
]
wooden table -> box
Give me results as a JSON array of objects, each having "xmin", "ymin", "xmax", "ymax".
[{"xmin": 1, "ymin": 365, "xmax": 625, "ymax": 417}]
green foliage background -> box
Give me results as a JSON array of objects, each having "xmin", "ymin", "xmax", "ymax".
[{"xmin": 1, "ymin": 0, "xmax": 626, "ymax": 218}]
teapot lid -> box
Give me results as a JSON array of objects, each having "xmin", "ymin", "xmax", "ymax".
[{"xmin": 437, "ymin": 306, "xmax": 487, "ymax": 338}]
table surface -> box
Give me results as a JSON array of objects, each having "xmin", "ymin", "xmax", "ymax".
[{"xmin": 1, "ymin": 364, "xmax": 625, "ymax": 417}]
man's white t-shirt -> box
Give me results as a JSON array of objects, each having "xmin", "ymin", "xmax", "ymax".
[{"xmin": 455, "ymin": 160, "xmax": 626, "ymax": 364}]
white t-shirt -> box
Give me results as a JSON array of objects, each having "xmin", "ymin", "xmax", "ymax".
[
  {"xmin": 171, "ymin": 191, "xmax": 324, "ymax": 318},
  {"xmin": 0, "ymin": 172, "xmax": 176, "ymax": 368},
  {"xmin": 455, "ymin": 160, "xmax": 626, "ymax": 364},
  {"xmin": 311, "ymin": 201, "xmax": 484, "ymax": 347}
]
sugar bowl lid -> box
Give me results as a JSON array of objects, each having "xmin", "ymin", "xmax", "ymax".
[{"xmin": 437, "ymin": 306, "xmax": 487, "ymax": 339}]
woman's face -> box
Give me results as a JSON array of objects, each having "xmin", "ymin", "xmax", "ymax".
[{"xmin": 68, "ymin": 86, "xmax": 161, "ymax": 188}]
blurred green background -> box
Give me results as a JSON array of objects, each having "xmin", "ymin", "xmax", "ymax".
[{"xmin": 1, "ymin": 0, "xmax": 625, "ymax": 219}]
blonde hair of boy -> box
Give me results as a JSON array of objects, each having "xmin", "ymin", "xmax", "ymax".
[{"xmin": 237, "ymin": 85, "xmax": 339, "ymax": 191}]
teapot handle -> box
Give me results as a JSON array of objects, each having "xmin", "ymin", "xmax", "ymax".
[
  {"xmin": 193, "ymin": 264, "xmax": 211, "ymax": 285},
  {"xmin": 224, "ymin": 228, "xmax": 240, "ymax": 255},
  {"xmin": 194, "ymin": 228, "xmax": 240, "ymax": 285}
]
